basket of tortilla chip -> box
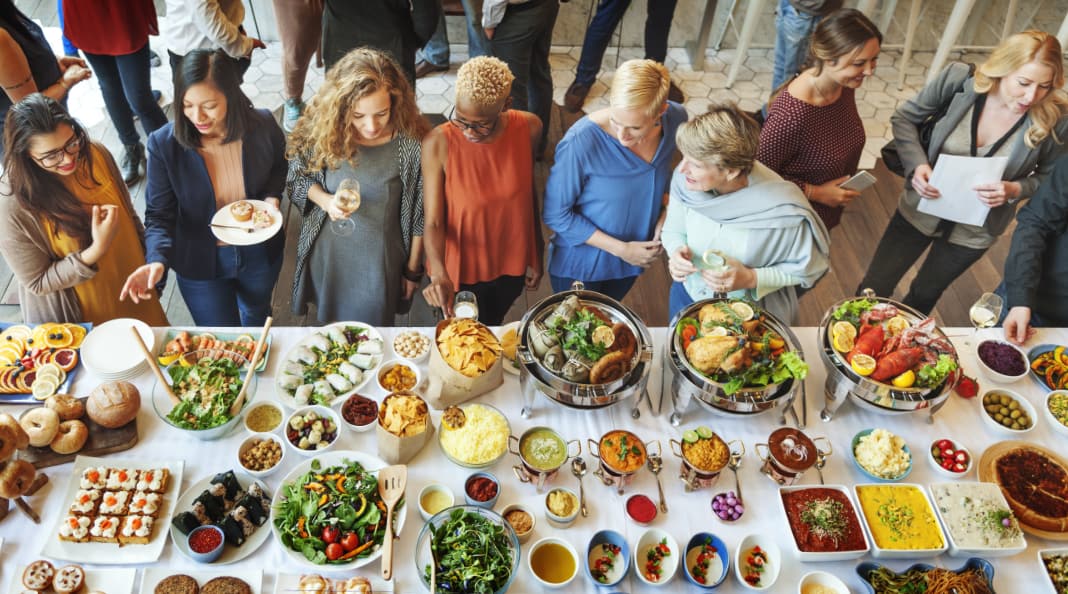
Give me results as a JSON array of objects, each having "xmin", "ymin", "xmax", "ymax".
[
  {"xmin": 426, "ymin": 319, "xmax": 504, "ymax": 409},
  {"xmin": 376, "ymin": 391, "xmax": 434, "ymax": 464}
]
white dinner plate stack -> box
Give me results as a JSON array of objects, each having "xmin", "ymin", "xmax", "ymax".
[{"xmin": 79, "ymin": 318, "xmax": 155, "ymax": 380}]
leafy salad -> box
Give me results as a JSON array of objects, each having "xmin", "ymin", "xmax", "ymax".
[
  {"xmin": 273, "ymin": 458, "xmax": 399, "ymax": 564},
  {"xmin": 424, "ymin": 507, "xmax": 516, "ymax": 594},
  {"xmin": 166, "ymin": 356, "xmax": 244, "ymax": 430}
]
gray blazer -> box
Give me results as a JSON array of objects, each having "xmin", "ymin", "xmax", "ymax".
[{"xmin": 891, "ymin": 62, "xmax": 1068, "ymax": 245}]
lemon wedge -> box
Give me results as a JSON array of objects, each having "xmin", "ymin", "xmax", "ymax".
[
  {"xmin": 832, "ymin": 332, "xmax": 855, "ymax": 353},
  {"xmin": 886, "ymin": 316, "xmax": 910, "ymax": 336},
  {"xmin": 730, "ymin": 301, "xmax": 755, "ymax": 321},
  {"xmin": 851, "ymin": 354, "xmax": 877, "ymax": 376},
  {"xmin": 158, "ymin": 353, "xmax": 182, "ymax": 366},
  {"xmin": 891, "ymin": 370, "xmax": 916, "ymax": 388},
  {"xmin": 831, "ymin": 321, "xmax": 857, "ymax": 341}
]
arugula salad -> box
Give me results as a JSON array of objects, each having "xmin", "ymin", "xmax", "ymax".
[
  {"xmin": 424, "ymin": 507, "xmax": 516, "ymax": 594},
  {"xmin": 273, "ymin": 458, "xmax": 398, "ymax": 564},
  {"xmin": 166, "ymin": 356, "xmax": 244, "ymax": 430}
]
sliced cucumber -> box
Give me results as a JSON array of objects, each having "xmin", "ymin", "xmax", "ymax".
[
  {"xmin": 696, "ymin": 426, "xmax": 714, "ymax": 439},
  {"xmin": 682, "ymin": 429, "xmax": 699, "ymax": 444}
]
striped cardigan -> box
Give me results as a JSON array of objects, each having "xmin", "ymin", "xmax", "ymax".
[{"xmin": 287, "ymin": 133, "xmax": 424, "ymax": 315}]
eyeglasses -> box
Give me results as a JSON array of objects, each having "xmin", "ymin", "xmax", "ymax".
[
  {"xmin": 33, "ymin": 134, "xmax": 82, "ymax": 168},
  {"xmin": 447, "ymin": 106, "xmax": 500, "ymax": 137}
]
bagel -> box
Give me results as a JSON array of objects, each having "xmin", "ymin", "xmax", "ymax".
[
  {"xmin": 46, "ymin": 394, "xmax": 85, "ymax": 421},
  {"xmin": 0, "ymin": 425, "xmax": 17, "ymax": 462},
  {"xmin": 50, "ymin": 420, "xmax": 88, "ymax": 455},
  {"xmin": 0, "ymin": 459, "xmax": 37, "ymax": 498},
  {"xmin": 0, "ymin": 413, "xmax": 29, "ymax": 450},
  {"xmin": 20, "ymin": 407, "xmax": 59, "ymax": 448}
]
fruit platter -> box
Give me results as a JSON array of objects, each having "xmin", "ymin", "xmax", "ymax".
[
  {"xmin": 0, "ymin": 322, "xmax": 87, "ymax": 403},
  {"xmin": 818, "ymin": 294, "xmax": 961, "ymax": 420}
]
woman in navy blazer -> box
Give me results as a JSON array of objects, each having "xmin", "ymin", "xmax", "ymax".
[{"xmin": 121, "ymin": 49, "xmax": 286, "ymax": 326}]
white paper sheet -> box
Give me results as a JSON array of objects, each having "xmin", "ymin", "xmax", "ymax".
[{"xmin": 918, "ymin": 154, "xmax": 1009, "ymax": 227}]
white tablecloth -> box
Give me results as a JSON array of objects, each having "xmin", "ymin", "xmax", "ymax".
[{"xmin": 1, "ymin": 326, "xmax": 1064, "ymax": 594}]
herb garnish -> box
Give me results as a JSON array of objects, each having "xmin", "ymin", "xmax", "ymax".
[
  {"xmin": 557, "ymin": 309, "xmax": 608, "ymax": 361},
  {"xmin": 800, "ymin": 498, "xmax": 847, "ymax": 546}
]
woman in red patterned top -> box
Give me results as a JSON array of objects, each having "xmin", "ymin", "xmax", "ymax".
[{"xmin": 757, "ymin": 9, "xmax": 881, "ymax": 230}]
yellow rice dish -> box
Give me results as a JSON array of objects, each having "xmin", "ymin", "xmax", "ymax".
[
  {"xmin": 856, "ymin": 484, "xmax": 945, "ymax": 550},
  {"xmin": 439, "ymin": 403, "xmax": 509, "ymax": 465}
]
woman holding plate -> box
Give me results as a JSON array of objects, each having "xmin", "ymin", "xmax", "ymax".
[
  {"xmin": 287, "ymin": 48, "xmax": 429, "ymax": 325},
  {"xmin": 663, "ymin": 104, "xmax": 830, "ymax": 324},
  {"xmin": 0, "ymin": 94, "xmax": 168, "ymax": 325},
  {"xmin": 120, "ymin": 49, "xmax": 286, "ymax": 326}
]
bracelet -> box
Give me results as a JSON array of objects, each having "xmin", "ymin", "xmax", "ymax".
[{"xmin": 402, "ymin": 266, "xmax": 425, "ymax": 282}]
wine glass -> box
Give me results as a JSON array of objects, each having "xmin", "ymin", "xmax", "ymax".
[
  {"xmin": 330, "ymin": 178, "xmax": 361, "ymax": 236},
  {"xmin": 967, "ymin": 292, "xmax": 1003, "ymax": 347}
]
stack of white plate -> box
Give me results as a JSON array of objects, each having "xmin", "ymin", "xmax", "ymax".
[{"xmin": 79, "ymin": 318, "xmax": 155, "ymax": 380}]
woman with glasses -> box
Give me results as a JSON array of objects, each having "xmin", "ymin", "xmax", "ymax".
[
  {"xmin": 287, "ymin": 48, "xmax": 429, "ymax": 325},
  {"xmin": 543, "ymin": 59, "xmax": 687, "ymax": 301},
  {"xmin": 421, "ymin": 56, "xmax": 543, "ymax": 325},
  {"xmin": 0, "ymin": 94, "xmax": 167, "ymax": 325},
  {"xmin": 120, "ymin": 49, "xmax": 287, "ymax": 326}
]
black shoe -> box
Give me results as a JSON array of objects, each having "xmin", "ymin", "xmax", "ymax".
[
  {"xmin": 149, "ymin": 49, "xmax": 161, "ymax": 68},
  {"xmin": 121, "ymin": 142, "xmax": 145, "ymax": 186},
  {"xmin": 667, "ymin": 81, "xmax": 685, "ymax": 104},
  {"xmin": 563, "ymin": 81, "xmax": 591, "ymax": 112}
]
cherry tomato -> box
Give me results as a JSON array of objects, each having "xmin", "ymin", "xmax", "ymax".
[
  {"xmin": 321, "ymin": 525, "xmax": 340, "ymax": 544},
  {"xmin": 325, "ymin": 542, "xmax": 344, "ymax": 560},
  {"xmin": 340, "ymin": 531, "xmax": 359, "ymax": 551}
]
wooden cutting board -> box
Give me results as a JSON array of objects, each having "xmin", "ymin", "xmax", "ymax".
[{"xmin": 16, "ymin": 398, "xmax": 138, "ymax": 469}]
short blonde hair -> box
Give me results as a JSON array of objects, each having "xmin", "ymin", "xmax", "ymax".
[
  {"xmin": 975, "ymin": 30, "xmax": 1068, "ymax": 148},
  {"xmin": 610, "ymin": 59, "xmax": 670, "ymax": 116},
  {"xmin": 676, "ymin": 103, "xmax": 760, "ymax": 174},
  {"xmin": 455, "ymin": 56, "xmax": 514, "ymax": 109}
]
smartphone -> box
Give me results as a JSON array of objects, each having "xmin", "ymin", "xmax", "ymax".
[{"xmin": 839, "ymin": 170, "xmax": 877, "ymax": 192}]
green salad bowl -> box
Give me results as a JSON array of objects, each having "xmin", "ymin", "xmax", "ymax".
[{"xmin": 152, "ymin": 348, "xmax": 256, "ymax": 440}]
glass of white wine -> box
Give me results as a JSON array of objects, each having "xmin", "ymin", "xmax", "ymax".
[
  {"xmin": 968, "ymin": 292, "xmax": 1003, "ymax": 346},
  {"xmin": 331, "ymin": 178, "xmax": 361, "ymax": 236},
  {"xmin": 700, "ymin": 248, "xmax": 731, "ymax": 298}
]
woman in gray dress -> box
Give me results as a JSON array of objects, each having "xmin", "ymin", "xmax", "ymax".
[{"xmin": 287, "ymin": 47, "xmax": 429, "ymax": 325}]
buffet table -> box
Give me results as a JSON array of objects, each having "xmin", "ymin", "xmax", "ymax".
[{"xmin": 1, "ymin": 325, "xmax": 1064, "ymax": 594}]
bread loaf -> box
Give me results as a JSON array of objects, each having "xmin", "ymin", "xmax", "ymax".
[{"xmin": 86, "ymin": 381, "xmax": 140, "ymax": 429}]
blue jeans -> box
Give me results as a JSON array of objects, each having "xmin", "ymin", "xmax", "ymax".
[
  {"xmin": 176, "ymin": 245, "xmax": 282, "ymax": 327},
  {"xmin": 771, "ymin": 0, "xmax": 820, "ymax": 92},
  {"xmin": 85, "ymin": 44, "xmax": 168, "ymax": 148},
  {"xmin": 550, "ymin": 275, "xmax": 637, "ymax": 302},
  {"xmin": 669, "ymin": 281, "xmax": 694, "ymax": 322},
  {"xmin": 574, "ymin": 0, "xmax": 679, "ymax": 87},
  {"xmin": 418, "ymin": 0, "xmax": 488, "ymax": 67}
]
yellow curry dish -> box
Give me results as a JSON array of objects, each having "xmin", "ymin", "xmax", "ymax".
[
  {"xmin": 855, "ymin": 484, "xmax": 946, "ymax": 551},
  {"xmin": 598, "ymin": 430, "xmax": 647, "ymax": 474}
]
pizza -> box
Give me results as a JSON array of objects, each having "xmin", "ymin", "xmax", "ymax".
[{"xmin": 993, "ymin": 445, "xmax": 1068, "ymax": 533}]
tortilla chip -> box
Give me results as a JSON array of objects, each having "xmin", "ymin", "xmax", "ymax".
[
  {"xmin": 437, "ymin": 319, "xmax": 502, "ymax": 377},
  {"xmin": 379, "ymin": 393, "xmax": 428, "ymax": 437}
]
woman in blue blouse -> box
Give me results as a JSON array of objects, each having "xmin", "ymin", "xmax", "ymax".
[
  {"xmin": 543, "ymin": 59, "xmax": 687, "ymax": 300},
  {"xmin": 120, "ymin": 49, "xmax": 287, "ymax": 326}
]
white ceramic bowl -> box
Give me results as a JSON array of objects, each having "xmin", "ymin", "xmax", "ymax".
[
  {"xmin": 500, "ymin": 502, "xmax": 536, "ymax": 544},
  {"xmin": 734, "ymin": 534, "xmax": 781, "ymax": 591},
  {"xmin": 777, "ymin": 485, "xmax": 870, "ymax": 562},
  {"xmin": 236, "ymin": 432, "xmax": 286, "ymax": 478},
  {"xmin": 1038, "ymin": 547, "xmax": 1068, "ymax": 594},
  {"xmin": 979, "ymin": 388, "xmax": 1037, "ymax": 435},
  {"xmin": 1044, "ymin": 390, "xmax": 1068, "ymax": 437},
  {"xmin": 391, "ymin": 330, "xmax": 431, "ymax": 363},
  {"xmin": 376, "ymin": 358, "xmax": 422, "ymax": 393},
  {"xmin": 850, "ymin": 429, "xmax": 913, "ymax": 482},
  {"xmin": 798, "ymin": 571, "xmax": 849, "ymax": 594},
  {"xmin": 243, "ymin": 401, "xmax": 284, "ymax": 434},
  {"xmin": 283, "ymin": 405, "xmax": 342, "ymax": 456},
  {"xmin": 339, "ymin": 393, "xmax": 378, "ymax": 433},
  {"xmin": 976, "ymin": 339, "xmax": 1030, "ymax": 384},
  {"xmin": 927, "ymin": 438, "xmax": 973, "ymax": 478},
  {"xmin": 527, "ymin": 537, "xmax": 580, "ymax": 588},
  {"xmin": 928, "ymin": 482, "xmax": 1027, "ymax": 558},
  {"xmin": 544, "ymin": 487, "xmax": 580, "ymax": 528},
  {"xmin": 417, "ymin": 483, "xmax": 455, "ymax": 522},
  {"xmin": 633, "ymin": 528, "xmax": 679, "ymax": 587}
]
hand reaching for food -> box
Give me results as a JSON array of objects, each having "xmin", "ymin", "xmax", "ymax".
[{"xmin": 423, "ymin": 275, "xmax": 455, "ymax": 316}]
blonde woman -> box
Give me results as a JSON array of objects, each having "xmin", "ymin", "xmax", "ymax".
[
  {"xmin": 287, "ymin": 48, "xmax": 429, "ymax": 325},
  {"xmin": 663, "ymin": 104, "xmax": 830, "ymax": 324},
  {"xmin": 758, "ymin": 8, "xmax": 881, "ymax": 230},
  {"xmin": 859, "ymin": 30, "xmax": 1068, "ymax": 314},
  {"xmin": 543, "ymin": 59, "xmax": 687, "ymax": 300}
]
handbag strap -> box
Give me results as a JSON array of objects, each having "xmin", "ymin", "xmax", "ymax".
[{"xmin": 969, "ymin": 93, "xmax": 1027, "ymax": 157}]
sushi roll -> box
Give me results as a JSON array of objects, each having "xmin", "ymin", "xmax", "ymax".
[
  {"xmin": 294, "ymin": 384, "xmax": 314, "ymax": 405},
  {"xmin": 218, "ymin": 515, "xmax": 246, "ymax": 546},
  {"xmin": 234, "ymin": 494, "xmax": 266, "ymax": 525},
  {"xmin": 307, "ymin": 333, "xmax": 331, "ymax": 352},
  {"xmin": 194, "ymin": 490, "xmax": 226, "ymax": 522},
  {"xmin": 326, "ymin": 326, "xmax": 349, "ymax": 346},
  {"xmin": 356, "ymin": 339, "xmax": 383, "ymax": 355},
  {"xmin": 247, "ymin": 481, "xmax": 272, "ymax": 511},
  {"xmin": 348, "ymin": 352, "xmax": 375, "ymax": 370},
  {"xmin": 338, "ymin": 362, "xmax": 363, "ymax": 385},
  {"xmin": 326, "ymin": 373, "xmax": 353, "ymax": 393},
  {"xmin": 191, "ymin": 501, "xmax": 212, "ymax": 525},
  {"xmin": 210, "ymin": 470, "xmax": 242, "ymax": 500},
  {"xmin": 170, "ymin": 511, "xmax": 201, "ymax": 535},
  {"xmin": 313, "ymin": 380, "xmax": 334, "ymax": 401},
  {"xmin": 277, "ymin": 372, "xmax": 302, "ymax": 391},
  {"xmin": 293, "ymin": 346, "xmax": 317, "ymax": 365},
  {"xmin": 281, "ymin": 360, "xmax": 304, "ymax": 376}
]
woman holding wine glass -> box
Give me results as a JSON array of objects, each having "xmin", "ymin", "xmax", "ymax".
[
  {"xmin": 663, "ymin": 104, "xmax": 830, "ymax": 324},
  {"xmin": 287, "ymin": 48, "xmax": 429, "ymax": 325}
]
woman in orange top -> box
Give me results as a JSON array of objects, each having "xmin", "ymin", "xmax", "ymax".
[
  {"xmin": 422, "ymin": 56, "xmax": 543, "ymax": 324},
  {"xmin": 0, "ymin": 94, "xmax": 168, "ymax": 325}
]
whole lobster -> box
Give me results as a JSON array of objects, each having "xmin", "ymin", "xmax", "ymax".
[
  {"xmin": 846, "ymin": 325, "xmax": 885, "ymax": 363},
  {"xmin": 871, "ymin": 347, "xmax": 925, "ymax": 382}
]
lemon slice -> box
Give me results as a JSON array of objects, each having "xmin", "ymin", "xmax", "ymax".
[
  {"xmin": 706, "ymin": 326, "xmax": 730, "ymax": 337},
  {"xmin": 832, "ymin": 332, "xmax": 855, "ymax": 353},
  {"xmin": 32, "ymin": 378, "xmax": 58, "ymax": 400},
  {"xmin": 682, "ymin": 429, "xmax": 699, "ymax": 444},
  {"xmin": 592, "ymin": 325, "xmax": 615, "ymax": 348},
  {"xmin": 36, "ymin": 362, "xmax": 62, "ymax": 379},
  {"xmin": 851, "ymin": 354, "xmax": 877, "ymax": 376},
  {"xmin": 831, "ymin": 321, "xmax": 857, "ymax": 341},
  {"xmin": 158, "ymin": 353, "xmax": 182, "ymax": 366},
  {"xmin": 730, "ymin": 301, "xmax": 755, "ymax": 321},
  {"xmin": 886, "ymin": 316, "xmax": 910, "ymax": 336},
  {"xmin": 696, "ymin": 425, "xmax": 714, "ymax": 439},
  {"xmin": 891, "ymin": 370, "xmax": 916, "ymax": 388},
  {"xmin": 3, "ymin": 325, "xmax": 32, "ymax": 341}
]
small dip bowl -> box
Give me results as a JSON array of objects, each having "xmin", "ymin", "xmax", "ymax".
[
  {"xmin": 586, "ymin": 530, "xmax": 630, "ymax": 588},
  {"xmin": 544, "ymin": 487, "xmax": 580, "ymax": 528},
  {"xmin": 711, "ymin": 491, "xmax": 744, "ymax": 522},
  {"xmin": 851, "ymin": 429, "xmax": 913, "ymax": 482},
  {"xmin": 284, "ymin": 405, "xmax": 341, "ymax": 456},
  {"xmin": 464, "ymin": 472, "xmax": 500, "ymax": 509},
  {"xmin": 500, "ymin": 503, "xmax": 536, "ymax": 544},
  {"xmin": 798, "ymin": 570, "xmax": 849, "ymax": 594},
  {"xmin": 236, "ymin": 432, "xmax": 285, "ymax": 478},
  {"xmin": 377, "ymin": 358, "xmax": 421, "ymax": 393},
  {"xmin": 928, "ymin": 438, "xmax": 972, "ymax": 478},
  {"xmin": 187, "ymin": 525, "xmax": 225, "ymax": 563},
  {"xmin": 976, "ymin": 339, "xmax": 1029, "ymax": 384},
  {"xmin": 340, "ymin": 393, "xmax": 378, "ymax": 432},
  {"xmin": 734, "ymin": 534, "xmax": 781, "ymax": 591},
  {"xmin": 625, "ymin": 493, "xmax": 658, "ymax": 526},
  {"xmin": 980, "ymin": 389, "xmax": 1037, "ymax": 435},
  {"xmin": 1045, "ymin": 390, "xmax": 1068, "ymax": 437},
  {"xmin": 633, "ymin": 528, "xmax": 679, "ymax": 587},
  {"xmin": 243, "ymin": 401, "xmax": 283, "ymax": 433},
  {"xmin": 684, "ymin": 532, "xmax": 729, "ymax": 589},
  {"xmin": 392, "ymin": 330, "xmax": 431, "ymax": 362},
  {"xmin": 418, "ymin": 483, "xmax": 454, "ymax": 521},
  {"xmin": 528, "ymin": 537, "xmax": 580, "ymax": 589}
]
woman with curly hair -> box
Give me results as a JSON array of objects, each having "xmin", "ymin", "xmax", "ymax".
[
  {"xmin": 287, "ymin": 47, "xmax": 429, "ymax": 325},
  {"xmin": 859, "ymin": 30, "xmax": 1068, "ymax": 313},
  {"xmin": 422, "ymin": 56, "xmax": 543, "ymax": 325}
]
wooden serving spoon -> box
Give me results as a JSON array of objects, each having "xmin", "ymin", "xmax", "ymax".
[
  {"xmin": 229, "ymin": 317, "xmax": 272, "ymax": 417},
  {"xmin": 130, "ymin": 326, "xmax": 179, "ymax": 407},
  {"xmin": 379, "ymin": 464, "xmax": 407, "ymax": 580}
]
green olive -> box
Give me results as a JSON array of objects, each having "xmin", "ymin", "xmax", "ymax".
[
  {"xmin": 1009, "ymin": 400, "xmax": 1020, "ymax": 410},
  {"xmin": 1010, "ymin": 409, "xmax": 1022, "ymax": 419}
]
